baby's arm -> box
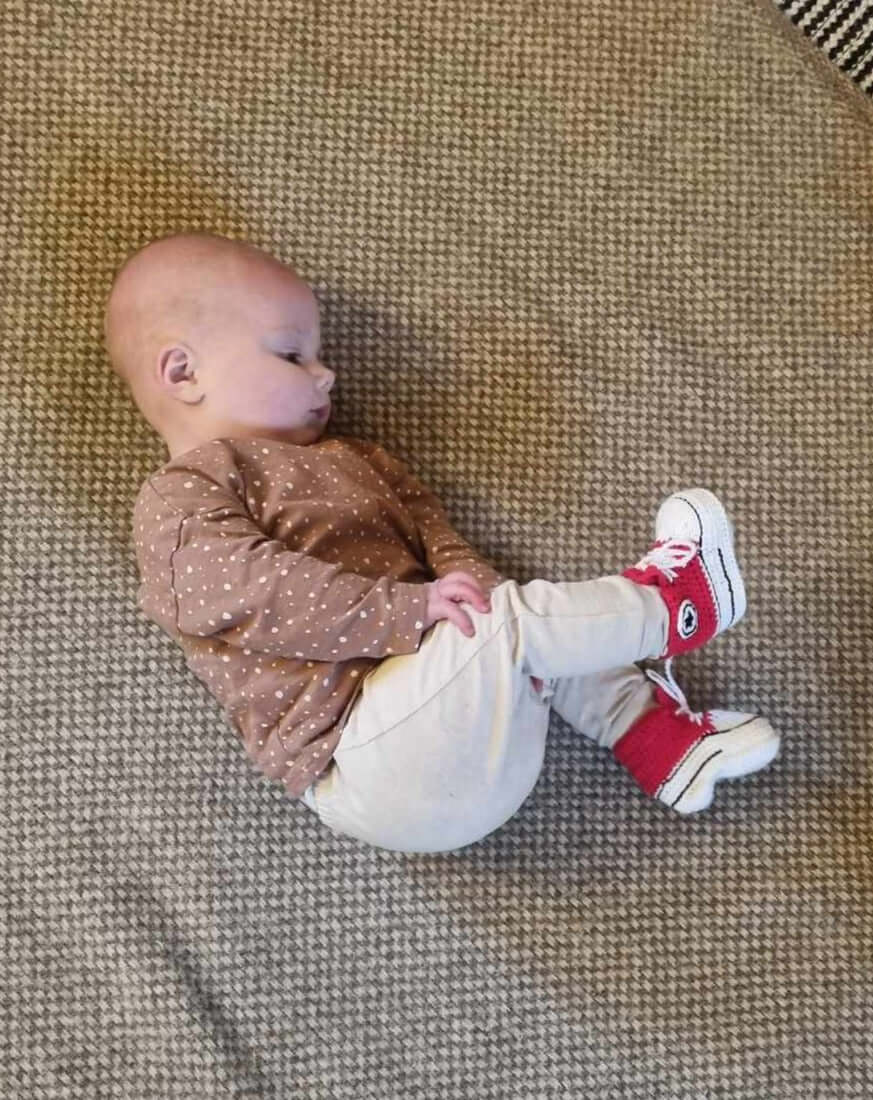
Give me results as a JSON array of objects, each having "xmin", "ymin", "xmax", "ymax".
[
  {"xmin": 138, "ymin": 475, "xmax": 429, "ymax": 662},
  {"xmin": 359, "ymin": 442, "xmax": 505, "ymax": 595}
]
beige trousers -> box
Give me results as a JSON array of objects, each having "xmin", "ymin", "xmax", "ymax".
[{"xmin": 301, "ymin": 576, "xmax": 669, "ymax": 853}]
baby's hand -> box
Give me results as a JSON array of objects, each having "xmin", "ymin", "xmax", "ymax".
[{"xmin": 424, "ymin": 572, "xmax": 491, "ymax": 637}]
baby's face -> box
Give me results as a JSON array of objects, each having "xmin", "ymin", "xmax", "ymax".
[{"xmin": 158, "ymin": 252, "xmax": 336, "ymax": 453}]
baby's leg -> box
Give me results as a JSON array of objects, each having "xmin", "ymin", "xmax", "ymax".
[
  {"xmin": 548, "ymin": 665, "xmax": 656, "ymax": 749},
  {"xmin": 482, "ymin": 575, "xmax": 669, "ymax": 683}
]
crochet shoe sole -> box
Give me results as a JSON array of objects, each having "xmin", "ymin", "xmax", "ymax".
[
  {"xmin": 654, "ymin": 487, "xmax": 747, "ymax": 636},
  {"xmin": 661, "ymin": 717, "xmax": 780, "ymax": 814}
]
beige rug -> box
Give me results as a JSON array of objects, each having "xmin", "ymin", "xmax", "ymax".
[{"xmin": 2, "ymin": 1, "xmax": 871, "ymax": 1096}]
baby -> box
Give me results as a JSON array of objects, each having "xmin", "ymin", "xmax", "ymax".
[{"xmin": 106, "ymin": 231, "xmax": 780, "ymax": 854}]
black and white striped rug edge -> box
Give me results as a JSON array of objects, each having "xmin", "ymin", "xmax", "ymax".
[{"xmin": 775, "ymin": 0, "xmax": 873, "ymax": 95}]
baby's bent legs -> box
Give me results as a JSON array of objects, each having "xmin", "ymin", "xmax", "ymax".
[{"xmin": 303, "ymin": 574, "xmax": 669, "ymax": 853}]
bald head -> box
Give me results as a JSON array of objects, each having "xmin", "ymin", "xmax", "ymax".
[
  {"xmin": 103, "ymin": 232, "xmax": 268, "ymax": 396},
  {"xmin": 102, "ymin": 233, "xmax": 332, "ymax": 455}
]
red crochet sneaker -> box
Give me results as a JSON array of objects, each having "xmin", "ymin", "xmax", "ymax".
[
  {"xmin": 622, "ymin": 488, "xmax": 746, "ymax": 659},
  {"xmin": 613, "ymin": 658, "xmax": 780, "ymax": 813}
]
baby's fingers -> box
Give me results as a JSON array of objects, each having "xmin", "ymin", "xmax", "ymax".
[
  {"xmin": 446, "ymin": 601, "xmax": 476, "ymax": 637},
  {"xmin": 442, "ymin": 572, "xmax": 490, "ymax": 612},
  {"xmin": 459, "ymin": 580, "xmax": 491, "ymax": 612}
]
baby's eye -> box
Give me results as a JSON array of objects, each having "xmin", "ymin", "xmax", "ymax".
[{"xmin": 283, "ymin": 352, "xmax": 302, "ymax": 365}]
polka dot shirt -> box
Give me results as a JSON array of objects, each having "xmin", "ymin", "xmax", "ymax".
[{"xmin": 131, "ymin": 434, "xmax": 504, "ymax": 799}]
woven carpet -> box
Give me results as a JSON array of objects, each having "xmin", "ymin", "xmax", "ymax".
[{"xmin": 2, "ymin": 1, "xmax": 871, "ymax": 1097}]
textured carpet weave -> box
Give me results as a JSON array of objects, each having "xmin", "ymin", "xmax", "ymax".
[{"xmin": 1, "ymin": 1, "xmax": 872, "ymax": 1097}]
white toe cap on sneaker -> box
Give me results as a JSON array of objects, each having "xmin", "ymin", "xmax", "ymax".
[
  {"xmin": 654, "ymin": 487, "xmax": 746, "ymax": 633},
  {"xmin": 663, "ymin": 715, "xmax": 781, "ymax": 814}
]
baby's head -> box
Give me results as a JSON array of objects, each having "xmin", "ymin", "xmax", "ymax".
[{"xmin": 104, "ymin": 233, "xmax": 335, "ymax": 458}]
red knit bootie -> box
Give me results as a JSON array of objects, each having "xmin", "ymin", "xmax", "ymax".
[
  {"xmin": 622, "ymin": 488, "xmax": 746, "ymax": 659},
  {"xmin": 612, "ymin": 659, "xmax": 779, "ymax": 813}
]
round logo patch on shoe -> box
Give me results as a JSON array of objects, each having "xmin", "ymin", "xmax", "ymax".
[{"xmin": 678, "ymin": 598, "xmax": 699, "ymax": 640}]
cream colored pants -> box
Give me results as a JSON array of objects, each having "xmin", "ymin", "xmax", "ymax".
[{"xmin": 301, "ymin": 576, "xmax": 669, "ymax": 853}]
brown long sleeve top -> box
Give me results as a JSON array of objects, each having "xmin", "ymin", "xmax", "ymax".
[{"xmin": 131, "ymin": 434, "xmax": 505, "ymax": 798}]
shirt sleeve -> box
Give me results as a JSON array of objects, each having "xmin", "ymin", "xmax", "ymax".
[
  {"xmin": 362, "ymin": 443, "xmax": 506, "ymax": 593},
  {"xmin": 138, "ymin": 474, "xmax": 429, "ymax": 661}
]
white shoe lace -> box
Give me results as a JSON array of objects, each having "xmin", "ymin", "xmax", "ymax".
[
  {"xmin": 645, "ymin": 657, "xmax": 706, "ymax": 726},
  {"xmin": 632, "ymin": 539, "xmax": 699, "ymax": 583}
]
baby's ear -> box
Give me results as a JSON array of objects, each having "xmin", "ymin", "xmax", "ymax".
[
  {"xmin": 158, "ymin": 345, "xmax": 192, "ymax": 382},
  {"xmin": 157, "ymin": 346, "xmax": 204, "ymax": 406}
]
